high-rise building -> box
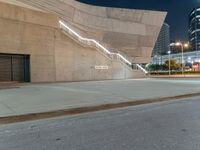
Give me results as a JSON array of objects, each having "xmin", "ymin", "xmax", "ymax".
[
  {"xmin": 152, "ymin": 23, "xmax": 170, "ymax": 56},
  {"xmin": 189, "ymin": 8, "xmax": 200, "ymax": 54}
]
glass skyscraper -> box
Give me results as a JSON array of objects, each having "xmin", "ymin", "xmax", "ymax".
[
  {"xmin": 152, "ymin": 23, "xmax": 170, "ymax": 56},
  {"xmin": 189, "ymin": 8, "xmax": 200, "ymax": 60}
]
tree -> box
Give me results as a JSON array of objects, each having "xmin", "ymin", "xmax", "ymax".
[
  {"xmin": 146, "ymin": 64, "xmax": 165, "ymax": 71},
  {"xmin": 164, "ymin": 59, "xmax": 181, "ymax": 70}
]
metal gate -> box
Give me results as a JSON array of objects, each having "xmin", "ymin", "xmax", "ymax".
[{"xmin": 0, "ymin": 54, "xmax": 30, "ymax": 82}]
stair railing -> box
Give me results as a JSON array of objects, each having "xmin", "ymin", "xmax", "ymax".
[{"xmin": 59, "ymin": 20, "xmax": 148, "ymax": 74}]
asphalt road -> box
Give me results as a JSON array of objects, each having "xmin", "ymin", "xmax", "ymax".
[{"xmin": 0, "ymin": 96, "xmax": 200, "ymax": 150}]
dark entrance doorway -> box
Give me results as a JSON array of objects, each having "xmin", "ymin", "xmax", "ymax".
[{"xmin": 0, "ymin": 53, "xmax": 30, "ymax": 82}]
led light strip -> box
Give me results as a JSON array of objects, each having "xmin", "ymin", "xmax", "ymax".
[
  {"xmin": 59, "ymin": 20, "xmax": 148, "ymax": 74},
  {"xmin": 59, "ymin": 20, "xmax": 131, "ymax": 65},
  {"xmin": 59, "ymin": 21, "xmax": 111, "ymax": 55},
  {"xmin": 136, "ymin": 64, "xmax": 148, "ymax": 74}
]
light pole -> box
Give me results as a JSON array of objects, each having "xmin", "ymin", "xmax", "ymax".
[
  {"xmin": 170, "ymin": 42, "xmax": 189, "ymax": 76},
  {"xmin": 168, "ymin": 50, "xmax": 171, "ymax": 76}
]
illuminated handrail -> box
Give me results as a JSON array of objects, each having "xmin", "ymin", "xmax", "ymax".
[
  {"xmin": 59, "ymin": 20, "xmax": 148, "ymax": 73},
  {"xmin": 136, "ymin": 64, "xmax": 148, "ymax": 74},
  {"xmin": 59, "ymin": 20, "xmax": 131, "ymax": 65}
]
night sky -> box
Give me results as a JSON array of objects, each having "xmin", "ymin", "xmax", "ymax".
[{"xmin": 78, "ymin": 0, "xmax": 200, "ymax": 42}]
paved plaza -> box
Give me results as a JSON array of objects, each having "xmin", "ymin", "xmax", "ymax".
[{"xmin": 0, "ymin": 78, "xmax": 200, "ymax": 117}]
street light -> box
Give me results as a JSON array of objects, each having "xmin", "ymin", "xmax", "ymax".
[
  {"xmin": 170, "ymin": 42, "xmax": 189, "ymax": 76},
  {"xmin": 168, "ymin": 51, "xmax": 171, "ymax": 76}
]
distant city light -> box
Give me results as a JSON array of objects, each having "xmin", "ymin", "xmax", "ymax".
[
  {"xmin": 175, "ymin": 42, "xmax": 181, "ymax": 46},
  {"xmin": 184, "ymin": 43, "xmax": 189, "ymax": 48}
]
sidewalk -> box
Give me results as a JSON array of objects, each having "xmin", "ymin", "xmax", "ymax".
[{"xmin": 0, "ymin": 78, "xmax": 200, "ymax": 119}]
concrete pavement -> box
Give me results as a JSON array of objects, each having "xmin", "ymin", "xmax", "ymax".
[{"xmin": 0, "ymin": 78, "xmax": 200, "ymax": 119}]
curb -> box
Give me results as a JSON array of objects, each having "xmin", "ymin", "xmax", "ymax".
[{"xmin": 1, "ymin": 92, "xmax": 200, "ymax": 124}]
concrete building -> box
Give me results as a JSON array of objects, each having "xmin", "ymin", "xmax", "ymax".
[
  {"xmin": 152, "ymin": 23, "xmax": 170, "ymax": 56},
  {"xmin": 151, "ymin": 51, "xmax": 200, "ymax": 65},
  {"xmin": 0, "ymin": 0, "xmax": 166, "ymax": 82},
  {"xmin": 169, "ymin": 41, "xmax": 182, "ymax": 54}
]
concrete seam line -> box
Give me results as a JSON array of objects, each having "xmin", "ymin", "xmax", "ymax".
[{"xmin": 0, "ymin": 92, "xmax": 200, "ymax": 124}]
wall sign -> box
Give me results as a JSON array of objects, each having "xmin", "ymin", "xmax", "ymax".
[{"xmin": 95, "ymin": 65, "xmax": 109, "ymax": 70}]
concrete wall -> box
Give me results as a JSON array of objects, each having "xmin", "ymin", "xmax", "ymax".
[
  {"xmin": 55, "ymin": 30, "xmax": 144, "ymax": 82},
  {"xmin": 0, "ymin": 2, "xmax": 142, "ymax": 82},
  {"xmin": 0, "ymin": 2, "xmax": 58, "ymax": 82},
  {"xmin": 1, "ymin": 0, "xmax": 167, "ymax": 64}
]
